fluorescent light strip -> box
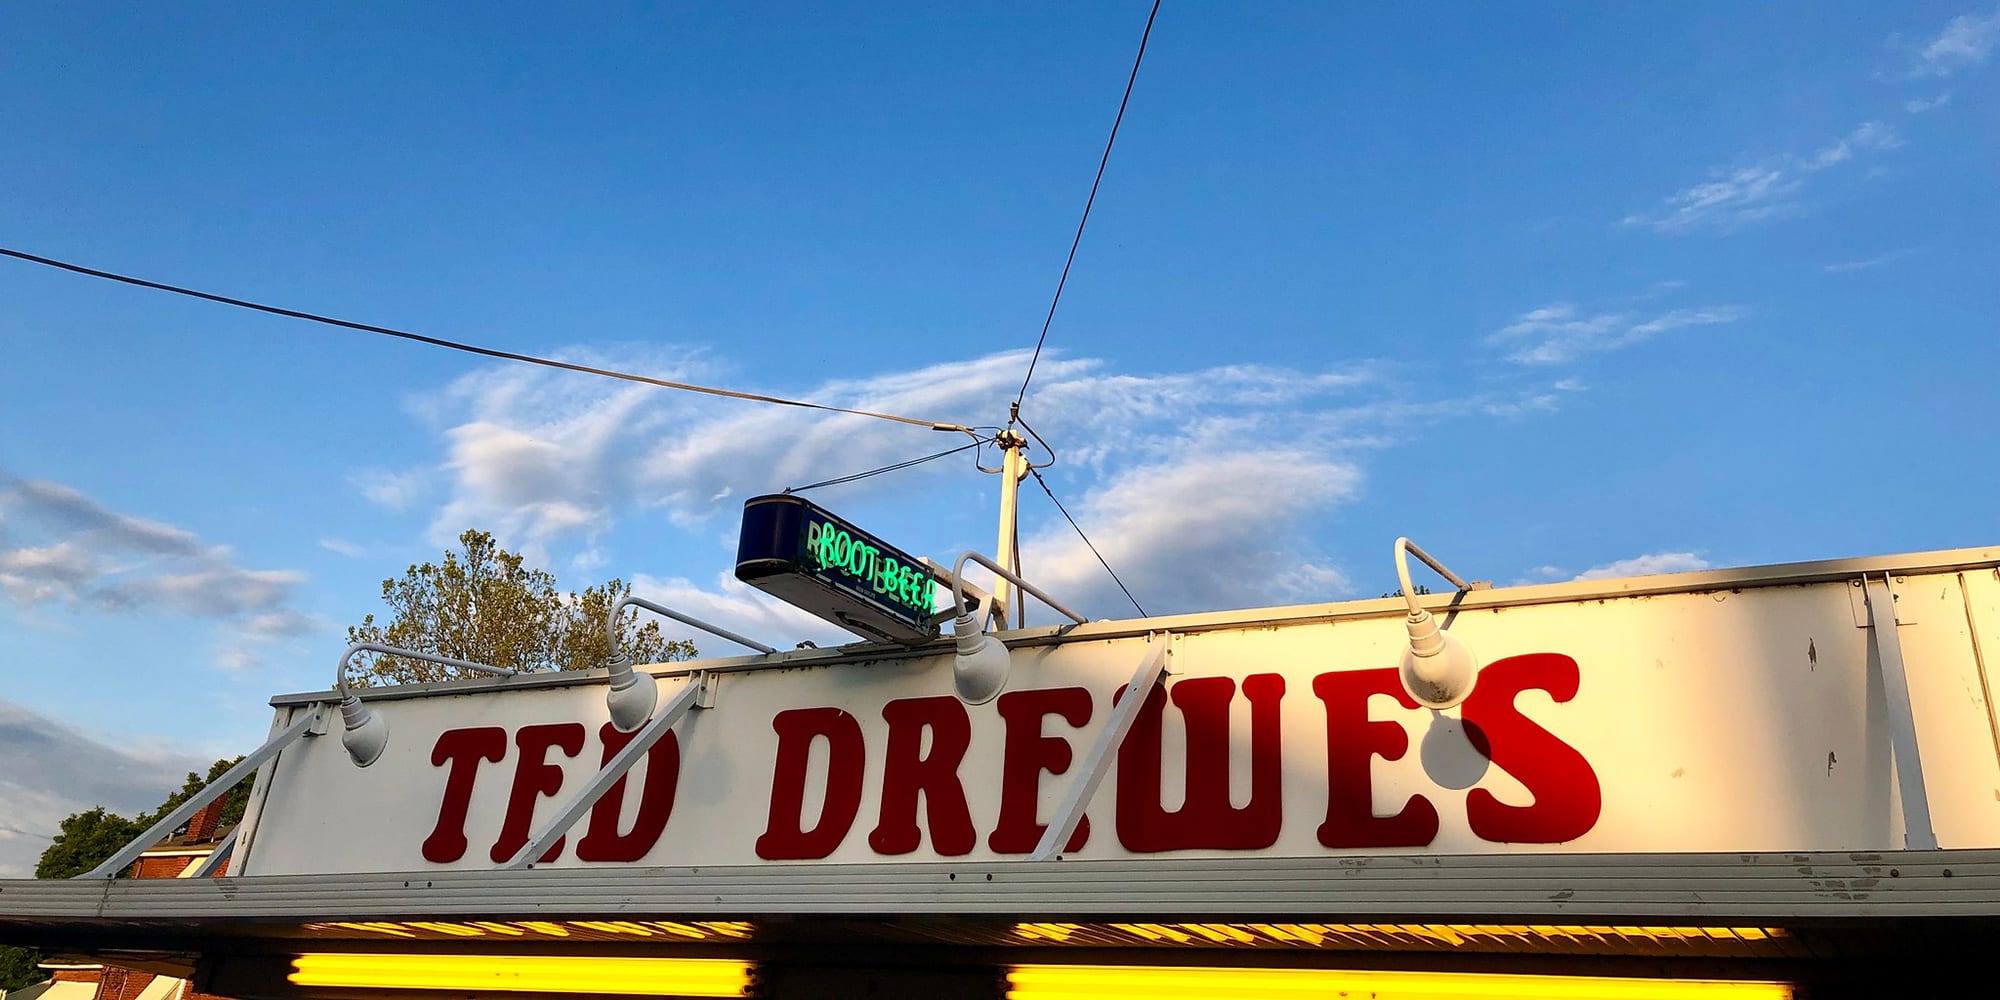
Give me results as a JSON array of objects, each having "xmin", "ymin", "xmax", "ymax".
[
  {"xmin": 1012, "ymin": 922, "xmax": 1788, "ymax": 950},
  {"xmin": 290, "ymin": 954, "xmax": 750, "ymax": 997},
  {"xmin": 1006, "ymin": 964, "xmax": 1794, "ymax": 1000}
]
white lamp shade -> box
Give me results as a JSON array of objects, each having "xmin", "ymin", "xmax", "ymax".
[
  {"xmin": 338, "ymin": 696, "xmax": 389, "ymax": 768},
  {"xmin": 1398, "ymin": 610, "xmax": 1478, "ymax": 710},
  {"xmin": 606, "ymin": 661, "xmax": 659, "ymax": 733},
  {"xmin": 951, "ymin": 612, "xmax": 1012, "ymax": 704}
]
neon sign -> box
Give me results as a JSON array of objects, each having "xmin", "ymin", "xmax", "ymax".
[{"xmin": 735, "ymin": 494, "xmax": 942, "ymax": 645}]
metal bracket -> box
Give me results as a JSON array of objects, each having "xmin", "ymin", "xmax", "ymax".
[
  {"xmin": 76, "ymin": 704, "xmax": 324, "ymax": 879},
  {"xmin": 1850, "ymin": 575, "xmax": 1918, "ymax": 626},
  {"xmin": 1863, "ymin": 575, "xmax": 1937, "ymax": 849},
  {"xmin": 1029, "ymin": 633, "xmax": 1173, "ymax": 861},
  {"xmin": 922, "ymin": 557, "xmax": 986, "ymax": 630},
  {"xmin": 504, "ymin": 673, "xmax": 715, "ymax": 869}
]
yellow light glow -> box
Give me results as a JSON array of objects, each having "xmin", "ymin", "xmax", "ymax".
[
  {"xmin": 1007, "ymin": 921, "xmax": 1787, "ymax": 951},
  {"xmin": 1005, "ymin": 964, "xmax": 1794, "ymax": 1000},
  {"xmin": 289, "ymin": 954, "xmax": 751, "ymax": 997}
]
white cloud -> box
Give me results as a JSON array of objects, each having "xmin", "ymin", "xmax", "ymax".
[
  {"xmin": 390, "ymin": 346, "xmax": 1564, "ymax": 631},
  {"xmin": 0, "ymin": 698, "xmax": 216, "ymax": 877},
  {"xmin": 631, "ymin": 571, "xmax": 851, "ymax": 651},
  {"xmin": 1572, "ymin": 552, "xmax": 1711, "ymax": 581},
  {"xmin": 351, "ymin": 467, "xmax": 429, "ymax": 510},
  {"xmin": 1017, "ymin": 451, "xmax": 1364, "ymax": 616},
  {"xmin": 1910, "ymin": 5, "xmax": 2000, "ymax": 77},
  {"xmin": 1624, "ymin": 122, "xmax": 1900, "ymax": 234},
  {"xmin": 0, "ymin": 475, "xmax": 322, "ymax": 667},
  {"xmin": 1905, "ymin": 92, "xmax": 1953, "ymax": 114},
  {"xmin": 319, "ymin": 537, "xmax": 367, "ymax": 558},
  {"xmin": 1824, "ymin": 248, "xmax": 1919, "ymax": 273},
  {"xmin": 1488, "ymin": 301, "xmax": 1748, "ymax": 365}
]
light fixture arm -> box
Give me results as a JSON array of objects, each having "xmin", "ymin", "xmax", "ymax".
[
  {"xmin": 1394, "ymin": 536, "xmax": 1471, "ymax": 616},
  {"xmin": 601, "ymin": 596, "xmax": 774, "ymax": 733},
  {"xmin": 606, "ymin": 596, "xmax": 779, "ymax": 658},
  {"xmin": 331, "ymin": 643, "xmax": 518, "ymax": 768},
  {"xmin": 335, "ymin": 642, "xmax": 520, "ymax": 697},
  {"xmin": 1392, "ymin": 537, "xmax": 1480, "ymax": 710},
  {"xmin": 950, "ymin": 550, "xmax": 1088, "ymax": 627}
]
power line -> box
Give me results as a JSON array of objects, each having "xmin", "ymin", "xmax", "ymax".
[
  {"xmin": 1013, "ymin": 0, "xmax": 1164, "ymax": 415},
  {"xmin": 1029, "ymin": 467, "xmax": 1147, "ymax": 617},
  {"xmin": 785, "ymin": 437, "xmax": 990, "ymax": 495},
  {"xmin": 0, "ymin": 246, "xmax": 973, "ymax": 435}
]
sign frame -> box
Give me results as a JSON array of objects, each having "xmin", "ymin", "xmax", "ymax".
[{"xmin": 734, "ymin": 493, "xmax": 947, "ymax": 645}]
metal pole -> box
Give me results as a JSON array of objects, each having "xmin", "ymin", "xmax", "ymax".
[{"xmin": 994, "ymin": 430, "xmax": 1028, "ymax": 630}]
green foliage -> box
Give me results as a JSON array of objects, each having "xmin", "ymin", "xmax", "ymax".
[
  {"xmin": 34, "ymin": 806, "xmax": 144, "ymax": 880},
  {"xmin": 345, "ymin": 529, "xmax": 695, "ymax": 684},
  {"xmin": 0, "ymin": 943, "xmax": 44, "ymax": 991},
  {"xmin": 150, "ymin": 757, "xmax": 253, "ymax": 831},
  {"xmin": 1381, "ymin": 584, "xmax": 1432, "ymax": 598}
]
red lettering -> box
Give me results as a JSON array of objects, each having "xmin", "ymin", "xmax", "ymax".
[
  {"xmin": 575, "ymin": 723, "xmax": 682, "ymax": 863},
  {"xmin": 421, "ymin": 727, "xmax": 507, "ymax": 863},
  {"xmin": 756, "ymin": 708, "xmax": 865, "ymax": 860},
  {"xmin": 988, "ymin": 687, "xmax": 1093, "ymax": 855},
  {"xmin": 1315, "ymin": 668, "xmax": 1439, "ymax": 849},
  {"xmin": 1117, "ymin": 674, "xmax": 1286, "ymax": 853},
  {"xmin": 489, "ymin": 723, "xmax": 587, "ymax": 864},
  {"xmin": 869, "ymin": 696, "xmax": 976, "ymax": 856},
  {"xmin": 1462, "ymin": 652, "xmax": 1601, "ymax": 843}
]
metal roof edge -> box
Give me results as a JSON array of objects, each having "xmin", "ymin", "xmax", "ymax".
[{"xmin": 1, "ymin": 848, "xmax": 1995, "ymax": 924}]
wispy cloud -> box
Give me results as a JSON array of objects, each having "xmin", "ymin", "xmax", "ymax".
[
  {"xmin": 388, "ymin": 347, "xmax": 1563, "ymax": 637},
  {"xmin": 318, "ymin": 537, "xmax": 367, "ymax": 558},
  {"xmin": 1909, "ymin": 5, "xmax": 2000, "ymax": 77},
  {"xmin": 1824, "ymin": 247, "xmax": 1919, "ymax": 273},
  {"xmin": 1488, "ymin": 301, "xmax": 1749, "ymax": 365},
  {"xmin": 350, "ymin": 467, "xmax": 428, "ymax": 510},
  {"xmin": 1904, "ymin": 92, "xmax": 1953, "ymax": 114},
  {"xmin": 0, "ymin": 475, "xmax": 322, "ymax": 670},
  {"xmin": 1623, "ymin": 122, "xmax": 1900, "ymax": 234},
  {"xmin": 1571, "ymin": 552, "xmax": 1711, "ymax": 581}
]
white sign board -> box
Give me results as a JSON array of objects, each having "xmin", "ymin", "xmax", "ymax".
[{"xmin": 234, "ymin": 562, "xmax": 2000, "ymax": 876}]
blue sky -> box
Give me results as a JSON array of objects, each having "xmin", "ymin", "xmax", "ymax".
[{"xmin": 1, "ymin": 2, "xmax": 1995, "ymax": 874}]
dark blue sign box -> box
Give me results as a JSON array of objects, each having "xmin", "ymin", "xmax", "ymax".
[{"xmin": 735, "ymin": 494, "xmax": 944, "ymax": 646}]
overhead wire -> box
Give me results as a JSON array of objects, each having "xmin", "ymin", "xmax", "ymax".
[
  {"xmin": 0, "ymin": 246, "xmax": 973, "ymax": 435},
  {"xmin": 1012, "ymin": 0, "xmax": 1164, "ymax": 415},
  {"xmin": 1029, "ymin": 467, "xmax": 1148, "ymax": 617},
  {"xmin": 784, "ymin": 437, "xmax": 992, "ymax": 495}
]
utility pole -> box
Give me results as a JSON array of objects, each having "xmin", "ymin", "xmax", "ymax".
[{"xmin": 991, "ymin": 428, "xmax": 1029, "ymax": 629}]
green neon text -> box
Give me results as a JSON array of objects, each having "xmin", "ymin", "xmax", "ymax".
[{"xmin": 804, "ymin": 518, "xmax": 935, "ymax": 617}]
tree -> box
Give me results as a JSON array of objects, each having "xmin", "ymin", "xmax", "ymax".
[
  {"xmin": 0, "ymin": 944, "xmax": 42, "ymax": 992},
  {"xmin": 346, "ymin": 529, "xmax": 694, "ymax": 684}
]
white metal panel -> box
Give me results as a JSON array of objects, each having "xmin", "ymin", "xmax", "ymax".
[{"xmin": 233, "ymin": 564, "xmax": 2000, "ymax": 876}]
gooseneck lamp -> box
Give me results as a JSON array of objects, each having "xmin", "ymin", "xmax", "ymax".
[
  {"xmin": 334, "ymin": 643, "xmax": 521, "ymax": 767},
  {"xmin": 949, "ymin": 551, "xmax": 1091, "ymax": 704},
  {"xmin": 1392, "ymin": 537, "xmax": 1481, "ymax": 710},
  {"xmin": 603, "ymin": 596, "xmax": 779, "ymax": 732}
]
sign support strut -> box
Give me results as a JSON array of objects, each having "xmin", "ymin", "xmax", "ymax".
[
  {"xmin": 504, "ymin": 674, "xmax": 715, "ymax": 869},
  {"xmin": 1029, "ymin": 632, "xmax": 1172, "ymax": 861}
]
